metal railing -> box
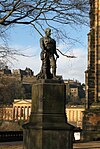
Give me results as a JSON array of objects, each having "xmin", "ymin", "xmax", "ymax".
[{"xmin": 0, "ymin": 131, "xmax": 23, "ymax": 142}]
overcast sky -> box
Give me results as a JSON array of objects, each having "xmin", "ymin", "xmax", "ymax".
[{"xmin": 4, "ymin": 24, "xmax": 89, "ymax": 83}]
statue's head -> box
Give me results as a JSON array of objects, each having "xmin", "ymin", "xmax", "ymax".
[{"xmin": 45, "ymin": 28, "xmax": 51, "ymax": 37}]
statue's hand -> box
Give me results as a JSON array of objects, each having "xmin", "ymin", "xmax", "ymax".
[{"xmin": 56, "ymin": 54, "xmax": 59, "ymax": 58}]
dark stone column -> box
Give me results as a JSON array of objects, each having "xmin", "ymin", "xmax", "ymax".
[{"xmin": 23, "ymin": 79, "xmax": 74, "ymax": 149}]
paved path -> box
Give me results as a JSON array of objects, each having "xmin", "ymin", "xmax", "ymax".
[
  {"xmin": 74, "ymin": 141, "xmax": 100, "ymax": 149},
  {"xmin": 0, "ymin": 141, "xmax": 100, "ymax": 149},
  {"xmin": 0, "ymin": 141, "xmax": 23, "ymax": 149}
]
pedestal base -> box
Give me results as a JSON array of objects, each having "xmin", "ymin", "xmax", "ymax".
[
  {"xmin": 23, "ymin": 80, "xmax": 74, "ymax": 149},
  {"xmin": 23, "ymin": 126, "xmax": 73, "ymax": 149}
]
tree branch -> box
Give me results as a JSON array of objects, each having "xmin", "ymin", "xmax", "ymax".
[{"xmin": 57, "ymin": 49, "xmax": 76, "ymax": 58}]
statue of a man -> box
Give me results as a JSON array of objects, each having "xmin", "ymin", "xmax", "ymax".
[{"xmin": 40, "ymin": 28, "xmax": 59, "ymax": 79}]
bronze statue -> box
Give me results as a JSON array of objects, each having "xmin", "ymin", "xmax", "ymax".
[{"xmin": 37, "ymin": 28, "xmax": 59, "ymax": 79}]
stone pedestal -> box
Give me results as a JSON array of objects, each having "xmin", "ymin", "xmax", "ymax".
[
  {"xmin": 81, "ymin": 104, "xmax": 100, "ymax": 141},
  {"xmin": 23, "ymin": 80, "xmax": 74, "ymax": 149}
]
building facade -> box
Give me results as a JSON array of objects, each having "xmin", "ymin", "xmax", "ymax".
[
  {"xmin": 0, "ymin": 66, "xmax": 35, "ymax": 83},
  {"xmin": 0, "ymin": 99, "xmax": 85, "ymax": 128},
  {"xmin": 0, "ymin": 105, "xmax": 13, "ymax": 121},
  {"xmin": 0, "ymin": 99, "xmax": 32, "ymax": 121},
  {"xmin": 64, "ymin": 80, "xmax": 80, "ymax": 97},
  {"xmin": 13, "ymin": 99, "xmax": 31, "ymax": 121},
  {"xmin": 86, "ymin": 0, "xmax": 100, "ymax": 108},
  {"xmin": 64, "ymin": 79, "xmax": 85, "ymax": 104},
  {"xmin": 66, "ymin": 105, "xmax": 85, "ymax": 129},
  {"xmin": 82, "ymin": 0, "xmax": 100, "ymax": 141}
]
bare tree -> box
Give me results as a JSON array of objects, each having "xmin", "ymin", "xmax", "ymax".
[
  {"xmin": 0, "ymin": 0, "xmax": 89, "ymax": 58},
  {"xmin": 0, "ymin": 0, "xmax": 89, "ymax": 32},
  {"xmin": 0, "ymin": 77, "xmax": 25, "ymax": 104},
  {"xmin": 0, "ymin": 24, "xmax": 32, "ymax": 61}
]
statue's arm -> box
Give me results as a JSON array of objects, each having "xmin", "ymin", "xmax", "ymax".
[
  {"xmin": 53, "ymin": 40, "xmax": 59, "ymax": 58},
  {"xmin": 40, "ymin": 38, "xmax": 45, "ymax": 51}
]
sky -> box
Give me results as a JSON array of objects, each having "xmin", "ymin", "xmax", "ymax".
[{"xmin": 3, "ymin": 24, "xmax": 89, "ymax": 83}]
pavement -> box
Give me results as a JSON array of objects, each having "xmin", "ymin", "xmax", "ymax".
[
  {"xmin": 74, "ymin": 141, "xmax": 100, "ymax": 149},
  {"xmin": 0, "ymin": 141, "xmax": 23, "ymax": 149},
  {"xmin": 0, "ymin": 141, "xmax": 100, "ymax": 149}
]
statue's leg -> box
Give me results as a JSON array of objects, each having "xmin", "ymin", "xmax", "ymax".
[
  {"xmin": 43, "ymin": 59, "xmax": 48, "ymax": 79},
  {"xmin": 50, "ymin": 56, "xmax": 56, "ymax": 78},
  {"xmin": 46, "ymin": 58, "xmax": 51, "ymax": 79}
]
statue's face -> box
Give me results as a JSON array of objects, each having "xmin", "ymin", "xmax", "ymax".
[{"xmin": 45, "ymin": 28, "xmax": 51, "ymax": 37}]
